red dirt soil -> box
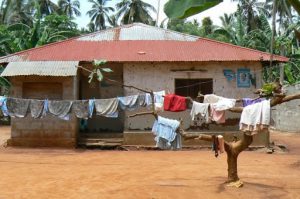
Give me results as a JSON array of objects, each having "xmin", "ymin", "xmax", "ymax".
[{"xmin": 0, "ymin": 126, "xmax": 300, "ymax": 199}]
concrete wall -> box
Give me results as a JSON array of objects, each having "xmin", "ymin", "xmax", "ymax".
[
  {"xmin": 8, "ymin": 76, "xmax": 78, "ymax": 147},
  {"xmin": 123, "ymin": 61, "xmax": 262, "ymax": 131},
  {"xmin": 272, "ymin": 83, "xmax": 300, "ymax": 132}
]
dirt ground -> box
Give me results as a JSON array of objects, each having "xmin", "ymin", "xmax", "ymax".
[{"xmin": 0, "ymin": 126, "xmax": 300, "ymax": 199}]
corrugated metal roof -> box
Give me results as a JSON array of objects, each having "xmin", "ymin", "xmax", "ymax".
[
  {"xmin": 0, "ymin": 23, "xmax": 289, "ymax": 63},
  {"xmin": 1, "ymin": 61, "xmax": 79, "ymax": 77},
  {"xmin": 77, "ymin": 23, "xmax": 198, "ymax": 41}
]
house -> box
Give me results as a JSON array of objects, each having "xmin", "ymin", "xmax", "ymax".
[{"xmin": 0, "ymin": 23, "xmax": 288, "ymax": 148}]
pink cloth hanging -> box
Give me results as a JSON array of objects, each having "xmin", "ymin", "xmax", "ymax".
[{"xmin": 210, "ymin": 106, "xmax": 226, "ymax": 124}]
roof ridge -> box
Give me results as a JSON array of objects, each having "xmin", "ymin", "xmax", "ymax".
[
  {"xmin": 78, "ymin": 23, "xmax": 200, "ymax": 41},
  {"xmin": 197, "ymin": 36, "xmax": 287, "ymax": 60},
  {"xmin": 76, "ymin": 24, "xmax": 136, "ymax": 40}
]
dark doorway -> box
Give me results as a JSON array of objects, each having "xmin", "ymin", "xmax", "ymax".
[{"xmin": 175, "ymin": 79, "xmax": 213, "ymax": 99}]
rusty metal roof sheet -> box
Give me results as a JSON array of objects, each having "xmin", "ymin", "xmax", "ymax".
[
  {"xmin": 1, "ymin": 61, "xmax": 79, "ymax": 77},
  {"xmin": 77, "ymin": 23, "xmax": 198, "ymax": 41}
]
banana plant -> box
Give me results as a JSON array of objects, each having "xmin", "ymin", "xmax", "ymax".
[{"xmin": 0, "ymin": 65, "xmax": 11, "ymax": 93}]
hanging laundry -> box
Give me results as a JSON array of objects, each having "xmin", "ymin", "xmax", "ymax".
[
  {"xmin": 204, "ymin": 94, "xmax": 222, "ymax": 104},
  {"xmin": 30, "ymin": 99, "xmax": 47, "ymax": 119},
  {"xmin": 145, "ymin": 90, "xmax": 166, "ymax": 110},
  {"xmin": 88, "ymin": 99, "xmax": 95, "ymax": 118},
  {"xmin": 204, "ymin": 94, "xmax": 236, "ymax": 111},
  {"xmin": 164, "ymin": 94, "xmax": 187, "ymax": 112},
  {"xmin": 204, "ymin": 94, "xmax": 236, "ymax": 124},
  {"xmin": 240, "ymin": 99, "xmax": 270, "ymax": 134},
  {"xmin": 152, "ymin": 116, "xmax": 181, "ymax": 149},
  {"xmin": 154, "ymin": 91, "xmax": 165, "ymax": 105},
  {"xmin": 242, "ymin": 98, "xmax": 266, "ymax": 107},
  {"xmin": 6, "ymin": 98, "xmax": 30, "ymax": 118},
  {"xmin": 138, "ymin": 94, "xmax": 147, "ymax": 107},
  {"xmin": 190, "ymin": 101, "xmax": 210, "ymax": 123},
  {"xmin": 155, "ymin": 133, "xmax": 182, "ymax": 150},
  {"xmin": 43, "ymin": 99, "xmax": 49, "ymax": 116},
  {"xmin": 48, "ymin": 100, "xmax": 73, "ymax": 120},
  {"xmin": 210, "ymin": 106, "xmax": 226, "ymax": 124},
  {"xmin": 118, "ymin": 95, "xmax": 139, "ymax": 111},
  {"xmin": 95, "ymin": 98, "xmax": 119, "ymax": 118},
  {"xmin": 72, "ymin": 100, "xmax": 89, "ymax": 119},
  {"xmin": 217, "ymin": 135, "xmax": 225, "ymax": 153},
  {"xmin": 211, "ymin": 98, "xmax": 236, "ymax": 111},
  {"xmin": 0, "ymin": 96, "xmax": 9, "ymax": 116}
]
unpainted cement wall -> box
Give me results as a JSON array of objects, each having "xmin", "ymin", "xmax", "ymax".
[
  {"xmin": 8, "ymin": 76, "xmax": 78, "ymax": 147},
  {"xmin": 123, "ymin": 62, "xmax": 262, "ymax": 131},
  {"xmin": 272, "ymin": 84, "xmax": 300, "ymax": 132}
]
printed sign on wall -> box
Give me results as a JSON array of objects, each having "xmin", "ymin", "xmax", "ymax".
[{"xmin": 237, "ymin": 68, "xmax": 251, "ymax": 88}]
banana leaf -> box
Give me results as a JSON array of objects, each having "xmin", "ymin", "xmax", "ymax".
[{"xmin": 164, "ymin": 0, "xmax": 222, "ymax": 19}]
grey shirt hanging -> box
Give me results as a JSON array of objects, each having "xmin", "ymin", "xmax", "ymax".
[
  {"xmin": 30, "ymin": 99, "xmax": 46, "ymax": 119},
  {"xmin": 72, "ymin": 100, "xmax": 89, "ymax": 119},
  {"xmin": 6, "ymin": 98, "xmax": 30, "ymax": 118},
  {"xmin": 48, "ymin": 100, "xmax": 73, "ymax": 120},
  {"xmin": 94, "ymin": 98, "xmax": 119, "ymax": 118}
]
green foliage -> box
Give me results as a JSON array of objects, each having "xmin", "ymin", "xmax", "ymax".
[
  {"xmin": 88, "ymin": 59, "xmax": 113, "ymax": 83},
  {"xmin": 0, "ymin": 13, "xmax": 80, "ymax": 56},
  {"xmin": 164, "ymin": 0, "xmax": 222, "ymax": 19},
  {"xmin": 167, "ymin": 19, "xmax": 202, "ymax": 36},
  {"xmin": 93, "ymin": 59, "xmax": 107, "ymax": 66},
  {"xmin": 0, "ymin": 65, "xmax": 11, "ymax": 88},
  {"xmin": 58, "ymin": 0, "xmax": 81, "ymax": 18},
  {"xmin": 116, "ymin": 0, "xmax": 156, "ymax": 25},
  {"xmin": 261, "ymin": 83, "xmax": 276, "ymax": 95},
  {"xmin": 87, "ymin": 0, "xmax": 115, "ymax": 30}
]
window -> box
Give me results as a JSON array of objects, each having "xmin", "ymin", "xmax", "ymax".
[{"xmin": 175, "ymin": 79, "xmax": 213, "ymax": 99}]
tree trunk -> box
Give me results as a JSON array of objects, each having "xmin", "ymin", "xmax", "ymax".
[
  {"xmin": 181, "ymin": 131, "xmax": 254, "ymax": 183},
  {"xmin": 226, "ymin": 151, "xmax": 239, "ymax": 182},
  {"xmin": 225, "ymin": 133, "xmax": 253, "ymax": 182}
]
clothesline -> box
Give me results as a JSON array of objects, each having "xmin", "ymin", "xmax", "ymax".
[
  {"xmin": 1, "ymin": 93, "xmax": 271, "ymax": 153},
  {"xmin": 152, "ymin": 94, "xmax": 270, "ymax": 151}
]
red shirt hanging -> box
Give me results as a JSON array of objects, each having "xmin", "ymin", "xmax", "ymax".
[{"xmin": 164, "ymin": 94, "xmax": 187, "ymax": 112}]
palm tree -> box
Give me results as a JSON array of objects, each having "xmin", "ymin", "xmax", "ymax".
[
  {"xmin": 233, "ymin": 0, "xmax": 266, "ymax": 32},
  {"xmin": 87, "ymin": 0, "xmax": 115, "ymax": 30},
  {"xmin": 58, "ymin": 0, "xmax": 81, "ymax": 18},
  {"xmin": 213, "ymin": 6, "xmax": 248, "ymax": 46},
  {"xmin": 116, "ymin": 0, "xmax": 157, "ymax": 25},
  {"xmin": 220, "ymin": 13, "xmax": 233, "ymax": 29},
  {"xmin": 246, "ymin": 12, "xmax": 272, "ymax": 52},
  {"xmin": 265, "ymin": 0, "xmax": 292, "ymax": 34},
  {"xmin": 27, "ymin": 0, "xmax": 59, "ymax": 17},
  {"xmin": 0, "ymin": 0, "xmax": 33, "ymax": 25}
]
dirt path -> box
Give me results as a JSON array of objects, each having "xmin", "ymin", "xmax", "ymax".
[{"xmin": 0, "ymin": 127, "xmax": 300, "ymax": 199}]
